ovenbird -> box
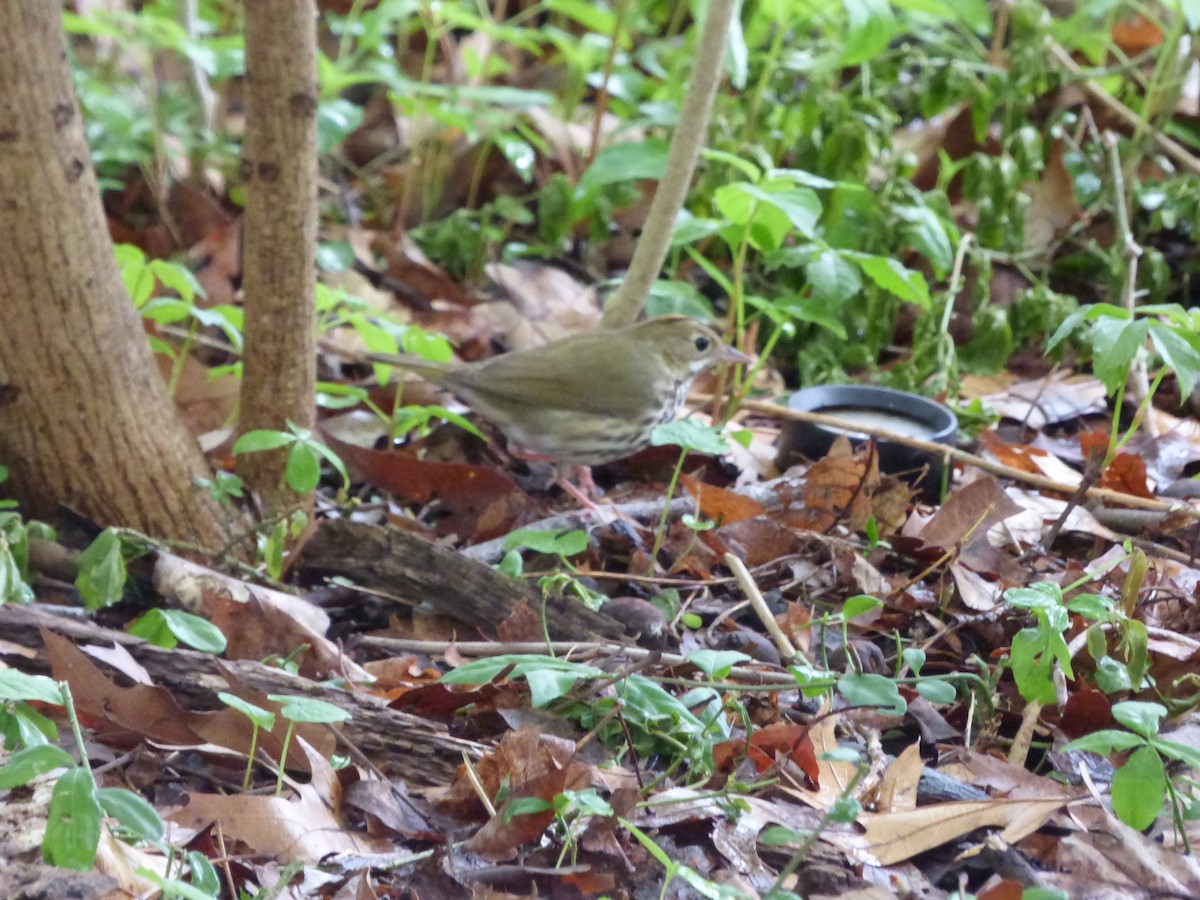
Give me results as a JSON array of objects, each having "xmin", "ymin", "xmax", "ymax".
[{"xmin": 361, "ymin": 315, "xmax": 751, "ymax": 471}]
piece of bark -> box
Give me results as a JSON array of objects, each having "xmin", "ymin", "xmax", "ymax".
[
  {"xmin": 298, "ymin": 520, "xmax": 628, "ymax": 641},
  {"xmin": 0, "ymin": 605, "xmax": 479, "ymax": 785}
]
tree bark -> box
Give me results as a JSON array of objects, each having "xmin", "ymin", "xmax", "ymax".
[
  {"xmin": 298, "ymin": 520, "xmax": 631, "ymax": 642},
  {"xmin": 237, "ymin": 0, "xmax": 319, "ymax": 509},
  {"xmin": 0, "ymin": 2, "xmax": 229, "ymax": 547}
]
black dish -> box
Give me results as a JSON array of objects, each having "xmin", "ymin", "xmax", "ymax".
[{"xmin": 775, "ymin": 385, "xmax": 958, "ymax": 498}]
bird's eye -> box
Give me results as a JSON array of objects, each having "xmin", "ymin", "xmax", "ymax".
[{"xmin": 694, "ymin": 335, "xmax": 711, "ymax": 352}]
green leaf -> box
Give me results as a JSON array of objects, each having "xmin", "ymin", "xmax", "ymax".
[
  {"xmin": 129, "ymin": 609, "xmax": 227, "ymax": 654},
  {"xmin": 285, "ymin": 442, "xmax": 321, "ymax": 493},
  {"xmin": 545, "ymin": 0, "xmax": 615, "ymax": 35},
  {"xmin": 187, "ymin": 851, "xmax": 221, "ymax": 895},
  {"xmin": 502, "ymin": 528, "xmax": 589, "ymax": 557},
  {"xmin": 317, "ymin": 97, "xmax": 364, "ymax": 155},
  {"xmin": 1065, "ymin": 593, "xmax": 1114, "ymax": 621},
  {"xmin": 133, "ymin": 869, "xmax": 219, "ymax": 900},
  {"xmin": 669, "ymin": 212, "xmax": 724, "ymax": 248},
  {"xmin": 316, "ymin": 241, "xmax": 356, "ymax": 273},
  {"xmin": 232, "ymin": 430, "xmax": 294, "ymax": 454},
  {"xmin": 1122, "ymin": 618, "xmax": 1150, "ymax": 687},
  {"xmin": 757, "ymin": 186, "xmax": 822, "ymax": 238},
  {"xmin": 852, "ymin": 254, "xmax": 931, "ymax": 308},
  {"xmin": 505, "ymin": 796, "xmax": 555, "ymax": 819},
  {"xmin": 97, "ymin": 787, "xmax": 165, "ymax": 842},
  {"xmin": 714, "ymin": 182, "xmax": 821, "ymax": 249},
  {"xmin": 521, "ymin": 667, "xmax": 590, "ymax": 707},
  {"xmin": 1148, "ymin": 321, "xmax": 1200, "ymax": 397},
  {"xmin": 267, "ymin": 694, "xmax": 352, "ymax": 724},
  {"xmin": 75, "ymin": 528, "xmax": 127, "ymax": 612},
  {"xmin": 1045, "ymin": 303, "xmax": 1127, "ymax": 351},
  {"xmin": 843, "ymin": 595, "xmax": 882, "ymax": 620},
  {"xmin": 841, "ymin": 0, "xmax": 896, "ymax": 65},
  {"xmin": 644, "ymin": 278, "xmax": 717, "ymax": 320},
  {"xmin": 1062, "ymin": 730, "xmax": 1145, "ymax": 754},
  {"xmin": 1156, "ymin": 737, "xmax": 1200, "ymax": 771},
  {"xmin": 837, "ymin": 673, "xmax": 906, "ymax": 715},
  {"xmin": 805, "ymin": 249, "xmax": 862, "ymax": 304},
  {"xmin": 894, "ymin": 204, "xmax": 953, "ymax": 277},
  {"xmin": 441, "ymin": 655, "xmax": 602, "ymax": 707},
  {"xmin": 714, "ymin": 183, "xmax": 788, "ymax": 252},
  {"xmin": 1009, "ymin": 628, "xmax": 1056, "ymax": 704},
  {"xmin": 914, "ymin": 678, "xmax": 957, "ymax": 704},
  {"xmin": 561, "ymin": 787, "xmax": 614, "ymax": 817},
  {"xmin": 616, "ymin": 674, "xmax": 708, "ymax": 737},
  {"xmin": 1004, "ymin": 582, "xmax": 1064, "ymax": 609},
  {"xmin": 759, "ymin": 825, "xmax": 809, "ymax": 846},
  {"xmin": 579, "ymin": 139, "xmax": 669, "ymax": 189},
  {"xmin": 0, "ymin": 669, "xmax": 64, "ymax": 705},
  {"xmin": 1090, "ymin": 317, "xmax": 1149, "ymax": 394},
  {"xmin": 1019, "ymin": 890, "xmax": 1070, "ymax": 900},
  {"xmin": 7, "ymin": 701, "xmax": 59, "ymax": 745},
  {"xmin": 1182, "ymin": 0, "xmax": 1200, "ymax": 32},
  {"xmin": 898, "ymin": 650, "xmax": 925, "ymax": 678},
  {"xmin": 1094, "ymin": 655, "xmax": 1132, "ymax": 693},
  {"xmin": 0, "ymin": 745, "xmax": 75, "ymax": 789},
  {"xmin": 147, "ymin": 258, "xmax": 203, "ymax": 305},
  {"xmin": 772, "ymin": 294, "xmax": 850, "ymax": 338},
  {"xmin": 218, "ymin": 692, "xmax": 277, "ymax": 730},
  {"xmin": 43, "ymin": 766, "xmax": 102, "ymax": 870},
  {"xmin": 700, "ymin": 148, "xmax": 763, "ymax": 181},
  {"xmin": 687, "ymin": 650, "xmax": 751, "ymax": 679},
  {"xmin": 1111, "ymin": 701, "xmax": 1167, "ymax": 739},
  {"xmin": 650, "ymin": 419, "xmax": 730, "ymax": 455},
  {"xmin": 771, "ymin": 167, "xmax": 840, "ymax": 190},
  {"xmin": 1111, "ymin": 745, "xmax": 1165, "ymax": 830}
]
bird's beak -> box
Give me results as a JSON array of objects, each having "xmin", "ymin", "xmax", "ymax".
[{"xmin": 719, "ymin": 345, "xmax": 754, "ymax": 366}]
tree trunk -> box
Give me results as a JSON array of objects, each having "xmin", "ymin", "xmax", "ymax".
[
  {"xmin": 0, "ymin": 2, "xmax": 230, "ymax": 548},
  {"xmin": 237, "ymin": 0, "xmax": 319, "ymax": 510}
]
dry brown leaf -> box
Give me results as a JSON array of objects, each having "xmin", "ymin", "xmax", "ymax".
[
  {"xmin": 42, "ymin": 627, "xmax": 202, "ymax": 747},
  {"xmin": 151, "ymin": 553, "xmax": 368, "ymax": 681},
  {"xmin": 919, "ymin": 476, "xmax": 1022, "ymax": 553},
  {"xmin": 950, "ymin": 563, "xmax": 1002, "ymax": 611},
  {"xmin": 777, "ymin": 715, "xmax": 860, "ymax": 811},
  {"xmin": 874, "ymin": 741, "xmax": 923, "ymax": 813},
  {"xmin": 682, "ymin": 472, "xmax": 764, "ymax": 524},
  {"xmin": 167, "ymin": 740, "xmax": 387, "ymax": 862},
  {"xmin": 859, "ymin": 796, "xmax": 1073, "ymax": 866},
  {"xmin": 458, "ymin": 728, "xmax": 592, "ymax": 861},
  {"xmin": 1024, "ymin": 139, "xmax": 1083, "ymax": 250}
]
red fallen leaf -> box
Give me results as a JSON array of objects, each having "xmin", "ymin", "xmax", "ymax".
[
  {"xmin": 42, "ymin": 628, "xmax": 201, "ymax": 746},
  {"xmin": 496, "ymin": 599, "xmax": 548, "ymax": 643},
  {"xmin": 706, "ymin": 517, "xmax": 802, "ymax": 568},
  {"xmin": 977, "ymin": 880, "xmax": 1026, "ymax": 900},
  {"xmin": 389, "ymin": 683, "xmax": 484, "ymax": 722},
  {"xmin": 715, "ymin": 723, "xmax": 820, "ymax": 788},
  {"xmin": 322, "ymin": 427, "xmax": 533, "ymax": 541},
  {"xmin": 978, "ymin": 430, "xmax": 1049, "ymax": 474},
  {"xmin": 371, "ymin": 233, "xmax": 482, "ymax": 310},
  {"xmin": 448, "ymin": 729, "xmax": 592, "ymax": 861},
  {"xmin": 1111, "ymin": 14, "xmax": 1162, "ymax": 56},
  {"xmin": 1057, "ymin": 679, "xmax": 1115, "ymax": 740},
  {"xmin": 681, "ymin": 472, "xmax": 764, "ymax": 524},
  {"xmin": 1080, "ymin": 431, "xmax": 1153, "ymax": 498},
  {"xmin": 562, "ymin": 869, "xmax": 617, "ymax": 895},
  {"xmin": 792, "ymin": 436, "xmax": 881, "ymax": 533}
]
